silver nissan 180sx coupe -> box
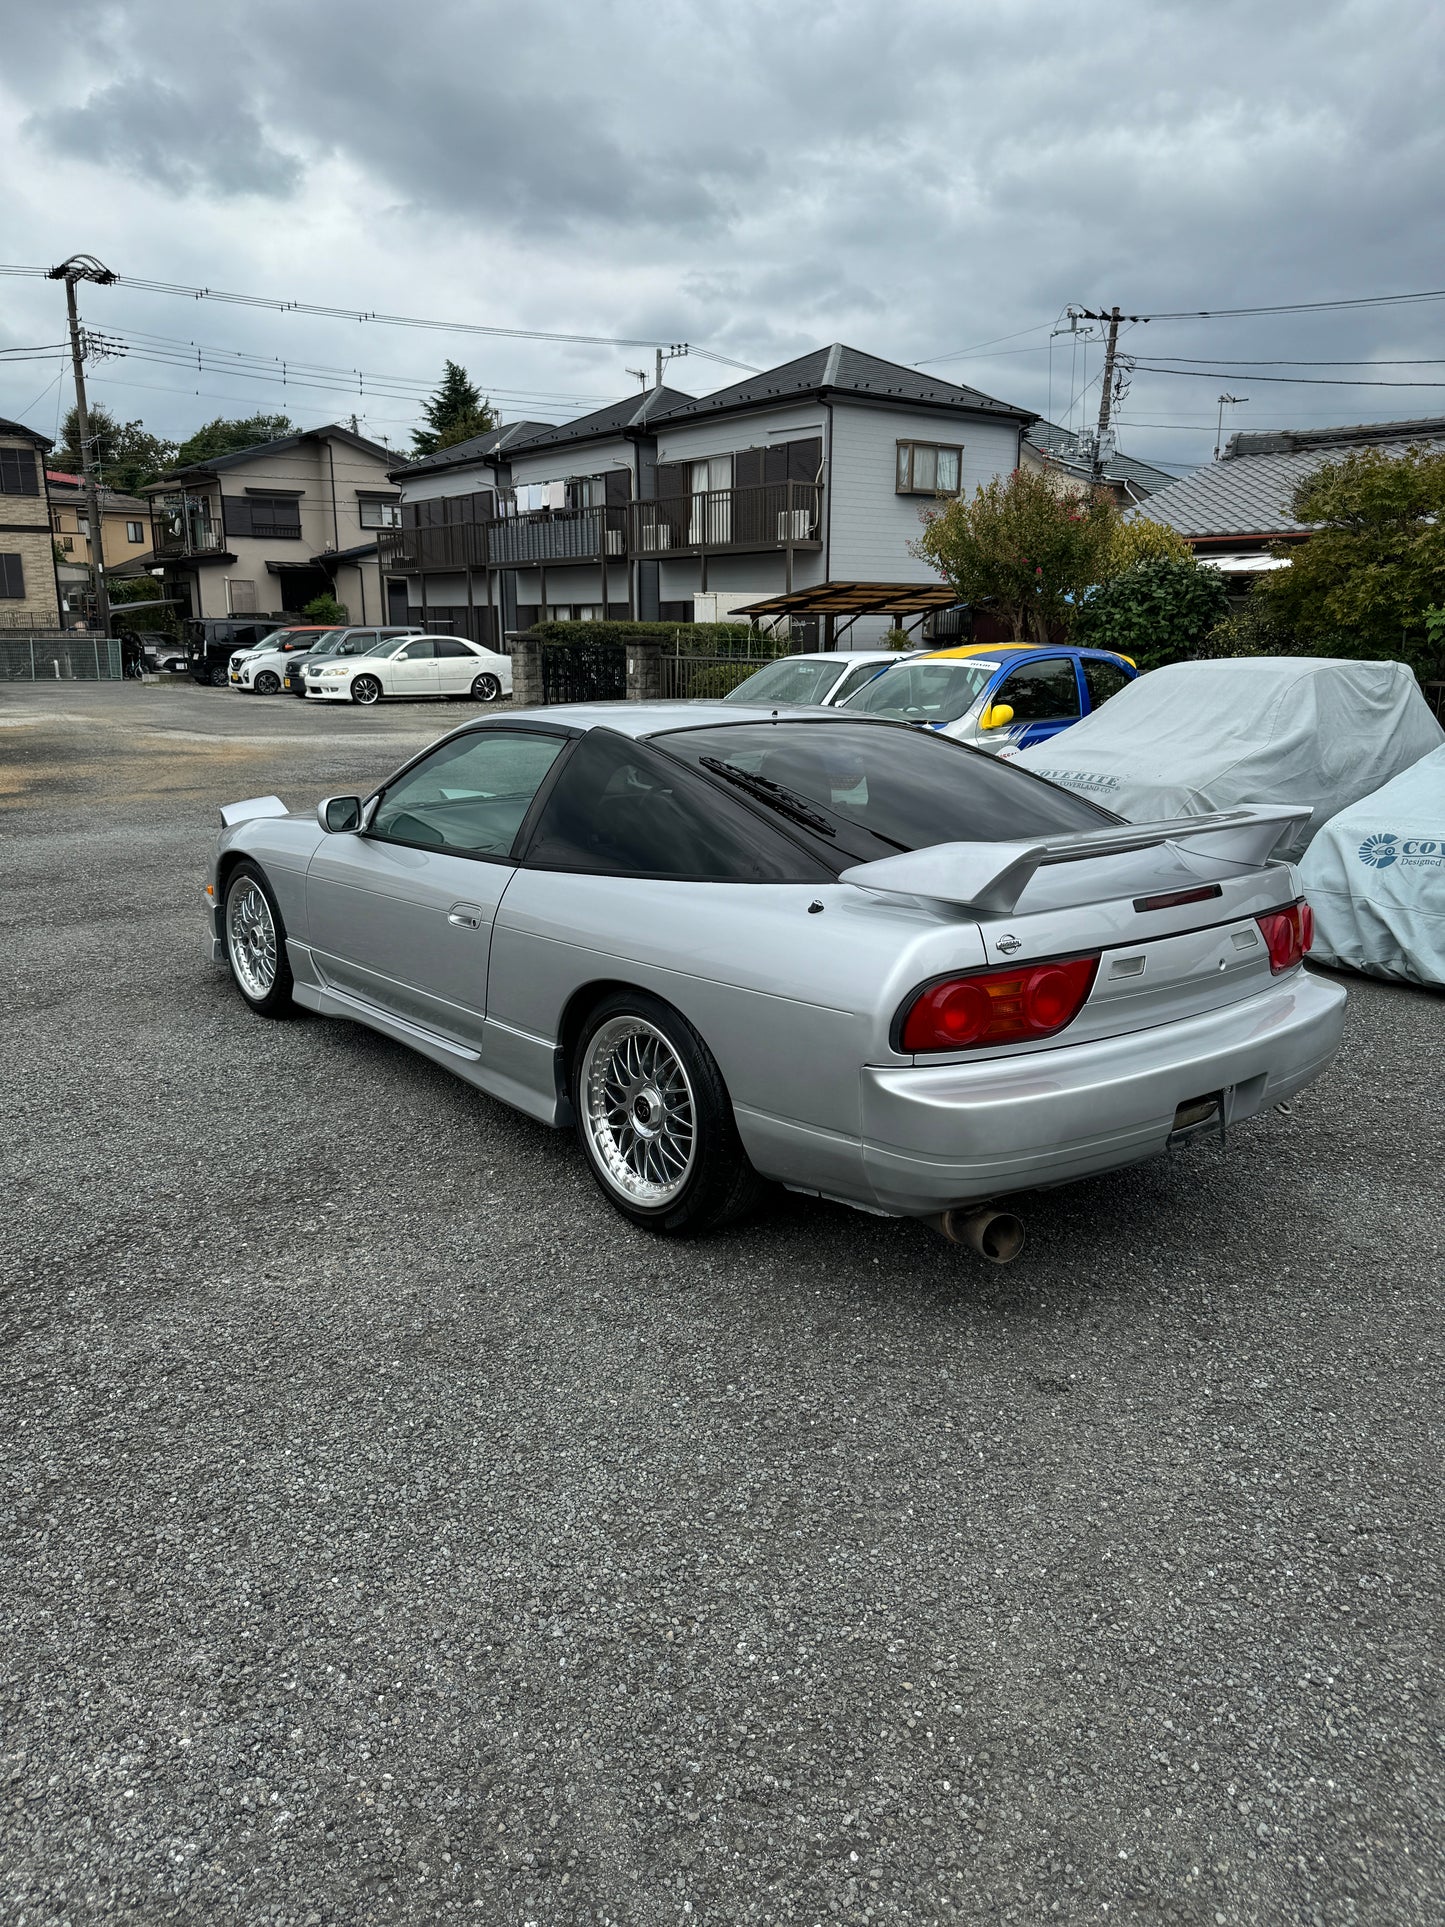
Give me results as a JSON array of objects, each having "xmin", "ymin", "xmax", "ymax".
[{"xmin": 208, "ymin": 702, "xmax": 1347, "ymax": 1248}]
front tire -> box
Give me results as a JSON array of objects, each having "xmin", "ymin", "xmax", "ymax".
[
  {"xmin": 471, "ymin": 672, "xmax": 502, "ymax": 703},
  {"xmin": 351, "ymin": 674, "xmax": 382, "ymax": 706},
  {"xmin": 254, "ymin": 669, "xmax": 281, "ymax": 695},
  {"xmin": 223, "ymin": 861, "xmax": 294, "ymax": 1018},
  {"xmin": 209, "ymin": 664, "xmax": 229, "ymax": 687},
  {"xmin": 572, "ymin": 991, "xmax": 762, "ymax": 1235}
]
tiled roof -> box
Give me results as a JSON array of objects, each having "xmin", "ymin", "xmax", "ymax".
[
  {"xmin": 1132, "ymin": 417, "xmax": 1445, "ymax": 538},
  {"xmin": 394, "ymin": 419, "xmax": 553, "ymax": 477},
  {"xmin": 153, "ymin": 424, "xmax": 401, "ymax": 486},
  {"xmin": 504, "ymin": 387, "xmax": 696, "ymax": 454},
  {"xmin": 1023, "ymin": 420, "xmax": 1173, "ymax": 495},
  {"xmin": 648, "ymin": 344, "xmax": 1034, "ymax": 426},
  {"xmin": 0, "ymin": 416, "xmax": 53, "ymax": 448}
]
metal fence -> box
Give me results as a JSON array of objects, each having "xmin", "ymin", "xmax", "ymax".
[
  {"xmin": 659, "ymin": 633, "xmax": 794, "ymax": 701},
  {"xmin": 0, "ymin": 633, "xmax": 123, "ymax": 681},
  {"xmin": 540, "ymin": 638, "xmax": 627, "ymax": 704}
]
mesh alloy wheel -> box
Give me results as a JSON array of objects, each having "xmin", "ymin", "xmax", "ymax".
[
  {"xmin": 226, "ymin": 875, "xmax": 278, "ymax": 1001},
  {"xmin": 581, "ymin": 1016, "xmax": 697, "ymax": 1208}
]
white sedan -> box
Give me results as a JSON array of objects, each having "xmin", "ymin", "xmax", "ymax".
[{"xmin": 305, "ymin": 634, "xmax": 513, "ymax": 706}]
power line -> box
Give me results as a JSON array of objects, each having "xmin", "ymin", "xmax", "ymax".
[
  {"xmin": 1127, "ymin": 362, "xmax": 1445, "ymax": 389},
  {"xmin": 1142, "ymin": 354, "xmax": 1445, "ymax": 368},
  {"xmin": 1144, "ymin": 288, "xmax": 1445, "ymax": 320},
  {"xmin": 0, "ymin": 262, "xmax": 760, "ymax": 371},
  {"xmin": 912, "ymin": 320, "xmax": 1057, "ymax": 365}
]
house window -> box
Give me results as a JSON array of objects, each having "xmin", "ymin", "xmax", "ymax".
[
  {"xmin": 61, "ymin": 536, "xmax": 74, "ymax": 552},
  {"xmin": 358, "ymin": 498, "xmax": 402, "ymax": 529},
  {"xmin": 226, "ymin": 578, "xmax": 258, "ymax": 614},
  {"xmin": 896, "ymin": 442, "xmax": 962, "ymax": 496},
  {"xmin": 249, "ymin": 496, "xmax": 302, "ymax": 539},
  {"xmin": 0, "ymin": 553, "xmax": 25, "ymax": 597},
  {"xmin": 126, "ymin": 520, "xmax": 144, "ymax": 544},
  {"xmin": 0, "ymin": 449, "xmax": 39, "ymax": 496},
  {"xmin": 78, "ymin": 517, "xmax": 90, "ymax": 537}
]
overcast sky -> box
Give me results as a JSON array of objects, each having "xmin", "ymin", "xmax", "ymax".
[{"xmin": 3, "ymin": 0, "xmax": 1442, "ymax": 475}]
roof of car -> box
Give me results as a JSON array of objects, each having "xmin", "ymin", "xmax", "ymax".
[
  {"xmin": 483, "ymin": 701, "xmax": 875, "ymax": 739},
  {"xmin": 918, "ymin": 643, "xmax": 1133, "ymax": 664},
  {"xmin": 752, "ymin": 650, "xmax": 904, "ymax": 666}
]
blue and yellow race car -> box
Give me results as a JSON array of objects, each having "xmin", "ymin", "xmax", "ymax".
[{"xmin": 841, "ymin": 642, "xmax": 1138, "ymax": 756}]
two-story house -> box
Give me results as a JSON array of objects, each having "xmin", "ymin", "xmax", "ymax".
[
  {"xmin": 144, "ymin": 425, "xmax": 403, "ymax": 623},
  {"xmin": 0, "ymin": 418, "xmax": 62, "ymax": 627},
  {"xmin": 48, "ymin": 471, "xmax": 152, "ymax": 624},
  {"xmin": 383, "ymin": 346, "xmax": 1036, "ymax": 649}
]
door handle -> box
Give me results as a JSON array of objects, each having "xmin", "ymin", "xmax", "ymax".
[{"xmin": 447, "ymin": 906, "xmax": 482, "ymax": 929}]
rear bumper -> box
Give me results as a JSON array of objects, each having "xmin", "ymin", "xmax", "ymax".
[{"xmin": 857, "ymin": 968, "xmax": 1347, "ymax": 1215}]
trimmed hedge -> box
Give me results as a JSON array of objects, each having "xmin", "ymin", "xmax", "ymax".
[{"xmin": 525, "ymin": 619, "xmax": 763, "ymax": 657}]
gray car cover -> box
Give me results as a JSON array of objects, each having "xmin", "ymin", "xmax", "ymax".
[
  {"xmin": 1298, "ymin": 744, "xmax": 1445, "ymax": 986},
  {"xmin": 1013, "ymin": 658, "xmax": 1444, "ymax": 861}
]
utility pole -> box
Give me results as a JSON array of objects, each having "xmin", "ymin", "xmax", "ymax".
[
  {"xmin": 653, "ymin": 343, "xmax": 689, "ymax": 390},
  {"xmin": 47, "ymin": 255, "xmax": 116, "ymax": 639},
  {"xmin": 1093, "ymin": 305, "xmax": 1122, "ymax": 479}
]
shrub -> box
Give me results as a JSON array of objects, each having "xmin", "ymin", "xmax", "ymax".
[
  {"xmin": 1074, "ymin": 556, "xmax": 1229, "ymax": 671},
  {"xmin": 524, "ymin": 620, "xmax": 776, "ymax": 658},
  {"xmin": 302, "ymin": 593, "xmax": 348, "ymax": 624},
  {"xmin": 884, "ymin": 626, "xmax": 914, "ymax": 651},
  {"xmin": 1109, "ymin": 517, "xmax": 1195, "ymax": 572},
  {"xmin": 1198, "ymin": 600, "xmax": 1299, "ymax": 659}
]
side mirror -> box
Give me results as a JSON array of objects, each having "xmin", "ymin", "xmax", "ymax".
[
  {"xmin": 980, "ymin": 702, "xmax": 1015, "ymax": 730},
  {"xmin": 318, "ymin": 795, "xmax": 362, "ymax": 833}
]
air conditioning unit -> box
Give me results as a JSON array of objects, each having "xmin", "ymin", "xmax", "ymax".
[
  {"xmin": 777, "ymin": 509, "xmax": 812, "ymax": 542},
  {"xmin": 642, "ymin": 525, "xmax": 671, "ymax": 552},
  {"xmin": 605, "ymin": 530, "xmax": 625, "ymax": 555}
]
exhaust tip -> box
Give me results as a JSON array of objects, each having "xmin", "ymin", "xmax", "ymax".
[{"xmin": 932, "ymin": 1206, "xmax": 1026, "ymax": 1264}]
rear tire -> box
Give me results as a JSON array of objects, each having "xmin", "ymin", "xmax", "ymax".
[
  {"xmin": 209, "ymin": 664, "xmax": 229, "ymax": 687},
  {"xmin": 351, "ymin": 674, "xmax": 382, "ymax": 706},
  {"xmin": 223, "ymin": 861, "xmax": 294, "ymax": 1018},
  {"xmin": 471, "ymin": 672, "xmax": 502, "ymax": 703},
  {"xmin": 572, "ymin": 990, "xmax": 763, "ymax": 1236},
  {"xmin": 254, "ymin": 669, "xmax": 280, "ymax": 695}
]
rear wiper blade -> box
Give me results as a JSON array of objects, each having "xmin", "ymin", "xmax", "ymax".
[{"xmin": 698, "ymin": 756, "xmax": 836, "ymax": 837}]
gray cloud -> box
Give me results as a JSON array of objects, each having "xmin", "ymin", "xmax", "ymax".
[
  {"xmin": 27, "ymin": 77, "xmax": 302, "ymax": 199},
  {"xmin": 2, "ymin": 0, "xmax": 1443, "ymax": 467}
]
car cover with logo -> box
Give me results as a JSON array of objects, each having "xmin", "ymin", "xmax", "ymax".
[
  {"xmin": 1297, "ymin": 744, "xmax": 1445, "ymax": 985},
  {"xmin": 1013, "ymin": 658, "xmax": 1444, "ymax": 861}
]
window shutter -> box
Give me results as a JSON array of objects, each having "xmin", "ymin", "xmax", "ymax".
[
  {"xmin": 604, "ymin": 469, "xmax": 631, "ymax": 505},
  {"xmin": 0, "ymin": 449, "xmax": 39, "ymax": 496},
  {"xmin": 655, "ymin": 462, "xmax": 689, "ymax": 499},
  {"xmin": 223, "ymin": 496, "xmax": 253, "ymax": 538},
  {"xmin": 787, "ymin": 438, "xmax": 822, "ymax": 483},
  {"xmin": 734, "ymin": 448, "xmax": 763, "ymax": 490},
  {"xmin": 762, "ymin": 444, "xmax": 788, "ymax": 486}
]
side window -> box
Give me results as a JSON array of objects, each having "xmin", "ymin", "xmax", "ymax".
[
  {"xmin": 340, "ymin": 631, "xmax": 375, "ymax": 655},
  {"xmin": 435, "ymin": 638, "xmax": 476, "ymax": 659},
  {"xmin": 994, "ymin": 657, "xmax": 1081, "ymax": 723},
  {"xmin": 524, "ymin": 729, "xmax": 819, "ymax": 881},
  {"xmin": 371, "ymin": 731, "xmax": 566, "ymax": 857},
  {"xmin": 396, "ymin": 638, "xmax": 435, "ymax": 661},
  {"xmin": 831, "ymin": 660, "xmax": 888, "ymax": 704},
  {"xmin": 1083, "ymin": 657, "xmax": 1133, "ymax": 710}
]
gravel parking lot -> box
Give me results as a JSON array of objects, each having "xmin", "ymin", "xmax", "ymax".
[{"xmin": 3, "ymin": 679, "xmax": 1443, "ymax": 1926}]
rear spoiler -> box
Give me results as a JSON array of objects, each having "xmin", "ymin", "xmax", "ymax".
[
  {"xmin": 839, "ymin": 804, "xmax": 1310, "ymax": 915},
  {"xmin": 219, "ymin": 795, "xmax": 288, "ymax": 829}
]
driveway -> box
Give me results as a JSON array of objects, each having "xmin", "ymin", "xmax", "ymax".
[{"xmin": 2, "ymin": 681, "xmax": 1442, "ymax": 1924}]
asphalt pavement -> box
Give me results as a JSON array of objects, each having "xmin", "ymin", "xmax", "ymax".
[{"xmin": 3, "ymin": 679, "xmax": 1443, "ymax": 1926}]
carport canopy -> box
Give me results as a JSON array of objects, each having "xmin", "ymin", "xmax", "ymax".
[{"xmin": 732, "ymin": 580, "xmax": 960, "ymax": 646}]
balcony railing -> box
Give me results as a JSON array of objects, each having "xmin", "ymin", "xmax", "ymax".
[
  {"xmin": 487, "ymin": 504, "xmax": 628, "ymax": 569},
  {"xmin": 151, "ymin": 522, "xmax": 226, "ymax": 559},
  {"xmin": 378, "ymin": 525, "xmax": 489, "ymax": 574},
  {"xmin": 631, "ymin": 481, "xmax": 821, "ymax": 558}
]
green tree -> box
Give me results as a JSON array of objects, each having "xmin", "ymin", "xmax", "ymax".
[
  {"xmin": 913, "ymin": 467, "xmax": 1120, "ymax": 643},
  {"xmin": 56, "ymin": 405, "xmax": 177, "ymax": 494},
  {"xmin": 172, "ymin": 413, "xmax": 296, "ymax": 471},
  {"xmin": 1109, "ymin": 515, "xmax": 1194, "ymax": 572},
  {"xmin": 411, "ymin": 361, "xmax": 498, "ymax": 457},
  {"xmin": 1075, "ymin": 556, "xmax": 1229, "ymax": 670},
  {"xmin": 1254, "ymin": 445, "xmax": 1445, "ymax": 677}
]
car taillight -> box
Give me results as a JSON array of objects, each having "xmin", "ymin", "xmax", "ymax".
[
  {"xmin": 1256, "ymin": 901, "xmax": 1312, "ymax": 974},
  {"xmin": 900, "ymin": 954, "xmax": 1099, "ymax": 1053}
]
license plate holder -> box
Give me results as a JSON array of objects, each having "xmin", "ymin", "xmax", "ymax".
[{"xmin": 1168, "ymin": 1089, "xmax": 1229, "ymax": 1151}]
